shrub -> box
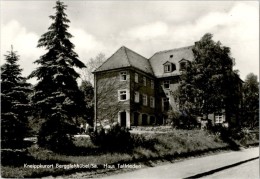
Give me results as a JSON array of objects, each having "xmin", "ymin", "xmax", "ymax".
[
  {"xmin": 175, "ymin": 114, "xmax": 198, "ymax": 129},
  {"xmin": 90, "ymin": 124, "xmax": 159, "ymax": 152},
  {"xmin": 210, "ymin": 126, "xmax": 253, "ymax": 141},
  {"xmin": 37, "ymin": 114, "xmax": 76, "ymax": 153},
  {"xmin": 90, "ymin": 124, "xmax": 132, "ymax": 151},
  {"xmin": 209, "ymin": 125, "xmax": 242, "ymax": 150},
  {"xmin": 131, "ymin": 134, "xmax": 158, "ymax": 149}
]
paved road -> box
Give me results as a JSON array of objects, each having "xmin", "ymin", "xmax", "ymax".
[
  {"xmin": 102, "ymin": 147, "xmax": 259, "ymax": 179},
  {"xmin": 201, "ymin": 159, "xmax": 259, "ymax": 179}
]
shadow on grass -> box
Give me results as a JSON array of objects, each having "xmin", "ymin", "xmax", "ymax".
[
  {"xmin": 57, "ymin": 134, "xmax": 161, "ymax": 156},
  {"xmin": 1, "ymin": 149, "xmax": 68, "ymax": 167},
  {"xmin": 223, "ymin": 137, "xmax": 241, "ymax": 151}
]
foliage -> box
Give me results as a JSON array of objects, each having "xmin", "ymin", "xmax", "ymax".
[
  {"xmin": 176, "ymin": 115, "xmax": 198, "ymax": 130},
  {"xmin": 241, "ymin": 73, "xmax": 259, "ymax": 129},
  {"xmin": 80, "ymin": 81, "xmax": 94, "ymax": 106},
  {"xmin": 1, "ymin": 47, "xmax": 32, "ymax": 148},
  {"xmin": 209, "ymin": 125, "xmax": 259, "ymax": 149},
  {"xmin": 79, "ymin": 80, "xmax": 94, "ymax": 125},
  {"xmin": 168, "ymin": 110, "xmax": 199, "ymax": 129},
  {"xmin": 179, "ymin": 33, "xmax": 242, "ymax": 125},
  {"xmin": 28, "ymin": 0, "xmax": 86, "ymax": 119},
  {"xmin": 167, "ymin": 109, "xmax": 181, "ymax": 122},
  {"xmin": 2, "ymin": 128, "xmax": 258, "ymax": 178},
  {"xmin": 238, "ymin": 129, "xmax": 259, "ymax": 146},
  {"xmin": 1, "ymin": 149, "xmax": 34, "ymax": 166},
  {"xmin": 28, "ymin": 0, "xmax": 87, "ymax": 149},
  {"xmin": 90, "ymin": 124, "xmax": 132, "ymax": 151}
]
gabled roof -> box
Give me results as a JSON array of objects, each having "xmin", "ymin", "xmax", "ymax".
[
  {"xmin": 149, "ymin": 46, "xmax": 194, "ymax": 78},
  {"xmin": 163, "ymin": 61, "xmax": 173, "ymax": 65},
  {"xmin": 179, "ymin": 58, "xmax": 190, "ymax": 63},
  {"xmin": 94, "ymin": 46, "xmax": 154, "ymax": 75}
]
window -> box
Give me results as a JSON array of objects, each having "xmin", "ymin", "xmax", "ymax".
[
  {"xmin": 164, "ymin": 63, "xmax": 176, "ymax": 73},
  {"xmin": 164, "ymin": 80, "xmax": 170, "ymax": 89},
  {"xmin": 151, "ymin": 80, "xmax": 154, "ymax": 89},
  {"xmin": 134, "ymin": 91, "xmax": 140, "ymax": 103},
  {"xmin": 135, "ymin": 73, "xmax": 138, "ymax": 83},
  {"xmin": 150, "ymin": 96, "xmax": 155, "ymax": 108},
  {"xmin": 162, "ymin": 98, "xmax": 170, "ymax": 111},
  {"xmin": 180, "ymin": 62, "xmax": 186, "ymax": 71},
  {"xmin": 120, "ymin": 71, "xmax": 127, "ymax": 81},
  {"xmin": 215, "ymin": 115, "xmax": 225, "ymax": 123},
  {"xmin": 118, "ymin": 90, "xmax": 128, "ymax": 101},
  {"xmin": 142, "ymin": 94, "xmax": 147, "ymax": 106},
  {"xmin": 143, "ymin": 77, "xmax": 146, "ymax": 86},
  {"xmin": 164, "ymin": 64, "xmax": 172, "ymax": 73}
]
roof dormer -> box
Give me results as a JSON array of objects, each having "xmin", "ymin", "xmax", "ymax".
[
  {"xmin": 178, "ymin": 58, "xmax": 190, "ymax": 71},
  {"xmin": 163, "ymin": 61, "xmax": 176, "ymax": 73}
]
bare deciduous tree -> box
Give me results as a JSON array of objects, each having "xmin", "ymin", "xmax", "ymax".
[{"xmin": 81, "ymin": 53, "xmax": 106, "ymax": 85}]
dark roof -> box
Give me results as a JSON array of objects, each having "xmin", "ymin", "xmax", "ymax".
[
  {"xmin": 149, "ymin": 46, "xmax": 194, "ymax": 78},
  {"xmin": 94, "ymin": 46, "xmax": 154, "ymax": 75}
]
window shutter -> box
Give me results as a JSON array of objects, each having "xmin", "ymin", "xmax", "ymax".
[
  {"xmin": 126, "ymin": 89, "xmax": 129, "ymax": 100},
  {"xmin": 135, "ymin": 73, "xmax": 138, "ymax": 83},
  {"xmin": 118, "ymin": 90, "xmax": 120, "ymax": 101},
  {"xmin": 135, "ymin": 91, "xmax": 140, "ymax": 102}
]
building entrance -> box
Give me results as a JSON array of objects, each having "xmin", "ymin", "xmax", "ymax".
[{"xmin": 120, "ymin": 111, "xmax": 126, "ymax": 127}]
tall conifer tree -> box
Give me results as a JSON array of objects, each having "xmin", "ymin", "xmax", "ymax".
[
  {"xmin": 28, "ymin": 1, "xmax": 86, "ymax": 149},
  {"xmin": 1, "ymin": 46, "xmax": 31, "ymax": 148}
]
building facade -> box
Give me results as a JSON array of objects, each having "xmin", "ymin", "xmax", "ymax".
[{"xmin": 93, "ymin": 45, "xmax": 241, "ymax": 128}]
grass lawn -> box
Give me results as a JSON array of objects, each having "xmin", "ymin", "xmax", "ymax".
[{"xmin": 1, "ymin": 128, "xmax": 258, "ymax": 178}]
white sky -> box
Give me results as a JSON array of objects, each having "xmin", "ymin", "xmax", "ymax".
[{"xmin": 1, "ymin": 1, "xmax": 259, "ymax": 84}]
